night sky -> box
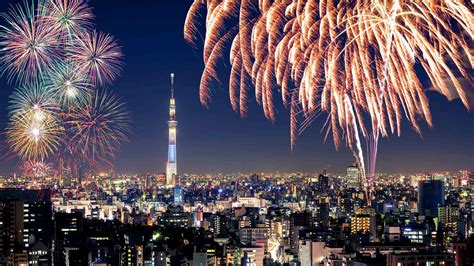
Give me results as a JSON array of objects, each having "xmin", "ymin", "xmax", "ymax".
[{"xmin": 0, "ymin": 0, "xmax": 472, "ymax": 175}]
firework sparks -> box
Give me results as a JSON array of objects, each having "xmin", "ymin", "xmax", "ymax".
[
  {"xmin": 42, "ymin": 0, "xmax": 94, "ymax": 39},
  {"xmin": 68, "ymin": 89, "xmax": 130, "ymax": 168},
  {"xmin": 0, "ymin": 0, "xmax": 129, "ymax": 177},
  {"xmin": 7, "ymin": 111, "xmax": 63, "ymax": 161},
  {"xmin": 185, "ymin": 0, "xmax": 473, "ymax": 191},
  {"xmin": 22, "ymin": 160, "xmax": 51, "ymax": 178},
  {"xmin": 45, "ymin": 62, "xmax": 91, "ymax": 108},
  {"xmin": 0, "ymin": 1, "xmax": 61, "ymax": 83},
  {"xmin": 8, "ymin": 82, "xmax": 59, "ymax": 120},
  {"xmin": 67, "ymin": 30, "xmax": 123, "ymax": 85}
]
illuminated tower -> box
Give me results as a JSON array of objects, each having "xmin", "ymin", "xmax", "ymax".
[{"xmin": 166, "ymin": 73, "xmax": 177, "ymax": 186}]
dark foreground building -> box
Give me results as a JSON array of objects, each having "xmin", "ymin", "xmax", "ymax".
[{"xmin": 0, "ymin": 189, "xmax": 53, "ymax": 266}]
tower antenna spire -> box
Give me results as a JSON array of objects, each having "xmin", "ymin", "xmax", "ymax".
[{"xmin": 170, "ymin": 73, "xmax": 175, "ymax": 98}]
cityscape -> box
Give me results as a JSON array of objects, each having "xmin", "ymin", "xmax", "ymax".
[
  {"xmin": 0, "ymin": 1, "xmax": 473, "ymax": 266},
  {"xmin": 1, "ymin": 166, "xmax": 474, "ymax": 265}
]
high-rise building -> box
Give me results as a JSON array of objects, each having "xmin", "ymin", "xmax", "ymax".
[
  {"xmin": 240, "ymin": 245, "xmax": 264, "ymax": 266},
  {"xmin": 53, "ymin": 212, "xmax": 85, "ymax": 265},
  {"xmin": 351, "ymin": 214, "xmax": 374, "ymax": 234},
  {"xmin": 166, "ymin": 73, "xmax": 177, "ymax": 186},
  {"xmin": 290, "ymin": 212, "xmax": 312, "ymax": 252},
  {"xmin": 315, "ymin": 197, "xmax": 330, "ymax": 226},
  {"xmin": 240, "ymin": 224, "xmax": 269, "ymax": 251},
  {"xmin": 0, "ymin": 189, "xmax": 53, "ymax": 265},
  {"xmin": 418, "ymin": 179, "xmax": 445, "ymax": 216},
  {"xmin": 317, "ymin": 172, "xmax": 329, "ymax": 191},
  {"xmin": 438, "ymin": 204, "xmax": 460, "ymax": 245},
  {"xmin": 438, "ymin": 204, "xmax": 460, "ymax": 225},
  {"xmin": 298, "ymin": 239, "xmax": 313, "ymax": 266},
  {"xmin": 173, "ymin": 185, "xmax": 184, "ymax": 206},
  {"xmin": 209, "ymin": 213, "xmax": 228, "ymax": 237},
  {"xmin": 347, "ymin": 163, "xmax": 362, "ymax": 189}
]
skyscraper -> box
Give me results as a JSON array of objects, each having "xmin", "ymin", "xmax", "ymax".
[
  {"xmin": 53, "ymin": 212, "xmax": 85, "ymax": 265},
  {"xmin": 317, "ymin": 172, "xmax": 329, "ymax": 191},
  {"xmin": 347, "ymin": 163, "xmax": 362, "ymax": 189},
  {"xmin": 166, "ymin": 73, "xmax": 177, "ymax": 186},
  {"xmin": 418, "ymin": 178, "xmax": 445, "ymax": 216},
  {"xmin": 174, "ymin": 185, "xmax": 184, "ymax": 206}
]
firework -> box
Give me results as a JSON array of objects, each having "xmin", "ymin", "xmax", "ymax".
[
  {"xmin": 67, "ymin": 30, "xmax": 123, "ymax": 85},
  {"xmin": 8, "ymin": 81, "xmax": 59, "ymax": 121},
  {"xmin": 42, "ymin": 0, "xmax": 93, "ymax": 39},
  {"xmin": 22, "ymin": 160, "xmax": 51, "ymax": 178},
  {"xmin": 185, "ymin": 0, "xmax": 473, "ymax": 191},
  {"xmin": 0, "ymin": 1, "xmax": 61, "ymax": 83},
  {"xmin": 0, "ymin": 0, "xmax": 129, "ymax": 177},
  {"xmin": 6, "ymin": 82, "xmax": 63, "ymax": 161},
  {"xmin": 45, "ymin": 62, "xmax": 91, "ymax": 108},
  {"xmin": 68, "ymin": 89, "xmax": 130, "ymax": 168},
  {"xmin": 7, "ymin": 111, "xmax": 63, "ymax": 161}
]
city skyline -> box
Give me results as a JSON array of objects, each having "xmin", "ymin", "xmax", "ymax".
[{"xmin": 0, "ymin": 0, "xmax": 471, "ymax": 176}]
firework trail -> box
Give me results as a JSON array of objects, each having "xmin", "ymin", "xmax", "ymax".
[
  {"xmin": 68, "ymin": 89, "xmax": 130, "ymax": 168},
  {"xmin": 185, "ymin": 0, "xmax": 473, "ymax": 193},
  {"xmin": 0, "ymin": 0, "xmax": 129, "ymax": 178}
]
